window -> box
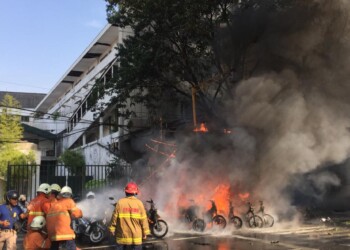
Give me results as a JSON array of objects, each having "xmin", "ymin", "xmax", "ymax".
[{"xmin": 21, "ymin": 116, "xmax": 30, "ymax": 122}]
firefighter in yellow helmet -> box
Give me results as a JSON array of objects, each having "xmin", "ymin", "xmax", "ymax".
[{"xmin": 109, "ymin": 182, "xmax": 150, "ymax": 250}]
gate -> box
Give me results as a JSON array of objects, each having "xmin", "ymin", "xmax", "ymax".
[{"xmin": 7, "ymin": 164, "xmax": 119, "ymax": 200}]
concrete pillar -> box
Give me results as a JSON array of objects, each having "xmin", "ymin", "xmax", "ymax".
[{"xmin": 99, "ymin": 117, "xmax": 103, "ymax": 139}]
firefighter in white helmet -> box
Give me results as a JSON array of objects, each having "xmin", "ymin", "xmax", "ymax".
[
  {"xmin": 23, "ymin": 216, "xmax": 51, "ymax": 249},
  {"xmin": 42, "ymin": 184, "xmax": 61, "ymax": 215},
  {"xmin": 86, "ymin": 191, "xmax": 95, "ymax": 200},
  {"xmin": 46, "ymin": 186, "xmax": 82, "ymax": 250},
  {"xmin": 27, "ymin": 183, "xmax": 51, "ymax": 230}
]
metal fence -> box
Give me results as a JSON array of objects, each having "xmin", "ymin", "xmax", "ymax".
[{"xmin": 6, "ymin": 164, "xmax": 119, "ymax": 201}]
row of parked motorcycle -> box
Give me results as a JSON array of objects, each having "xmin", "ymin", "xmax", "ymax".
[
  {"xmin": 67, "ymin": 199, "xmax": 275, "ymax": 243},
  {"xmin": 181, "ymin": 200, "xmax": 274, "ymax": 232},
  {"xmin": 19, "ymin": 198, "xmax": 273, "ymax": 245}
]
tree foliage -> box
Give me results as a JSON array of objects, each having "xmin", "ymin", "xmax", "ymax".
[
  {"xmin": 59, "ymin": 149, "xmax": 86, "ymax": 175},
  {"xmin": 0, "ymin": 94, "xmax": 23, "ymax": 144},
  {"xmin": 0, "ymin": 146, "xmax": 36, "ymax": 177},
  {"xmin": 0, "ymin": 94, "xmax": 36, "ymax": 176},
  {"xmin": 102, "ymin": 0, "xmax": 295, "ymax": 128}
]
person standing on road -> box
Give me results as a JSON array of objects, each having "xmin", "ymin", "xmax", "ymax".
[
  {"xmin": 46, "ymin": 186, "xmax": 82, "ymax": 250},
  {"xmin": 27, "ymin": 183, "xmax": 51, "ymax": 229},
  {"xmin": 0, "ymin": 190, "xmax": 26, "ymax": 250},
  {"xmin": 23, "ymin": 215, "xmax": 51, "ymax": 250},
  {"xmin": 109, "ymin": 182, "xmax": 150, "ymax": 250}
]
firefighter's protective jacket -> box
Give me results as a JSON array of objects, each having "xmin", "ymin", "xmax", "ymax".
[
  {"xmin": 41, "ymin": 196, "xmax": 57, "ymax": 215},
  {"xmin": 23, "ymin": 230, "xmax": 51, "ymax": 250},
  {"xmin": 46, "ymin": 198, "xmax": 82, "ymax": 241},
  {"xmin": 27, "ymin": 194, "xmax": 49, "ymax": 228},
  {"xmin": 109, "ymin": 196, "xmax": 150, "ymax": 245}
]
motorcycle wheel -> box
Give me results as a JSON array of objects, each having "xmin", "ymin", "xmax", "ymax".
[
  {"xmin": 263, "ymin": 214, "xmax": 274, "ymax": 227},
  {"xmin": 21, "ymin": 220, "xmax": 28, "ymax": 233},
  {"xmin": 89, "ymin": 225, "xmax": 106, "ymax": 244},
  {"xmin": 151, "ymin": 219, "xmax": 168, "ymax": 238},
  {"xmin": 212, "ymin": 215, "xmax": 227, "ymax": 230},
  {"xmin": 248, "ymin": 215, "xmax": 263, "ymax": 228},
  {"xmin": 230, "ymin": 216, "xmax": 243, "ymax": 229},
  {"xmin": 192, "ymin": 218, "xmax": 205, "ymax": 232}
]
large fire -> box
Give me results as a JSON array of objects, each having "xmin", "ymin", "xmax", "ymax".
[{"xmin": 163, "ymin": 181, "xmax": 252, "ymax": 221}]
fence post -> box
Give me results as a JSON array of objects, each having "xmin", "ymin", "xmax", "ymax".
[{"xmin": 6, "ymin": 162, "xmax": 10, "ymax": 191}]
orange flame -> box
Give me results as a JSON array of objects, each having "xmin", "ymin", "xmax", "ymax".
[
  {"xmin": 238, "ymin": 192, "xmax": 250, "ymax": 200},
  {"xmin": 193, "ymin": 123, "xmax": 208, "ymax": 133}
]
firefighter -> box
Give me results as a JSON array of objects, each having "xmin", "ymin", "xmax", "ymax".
[
  {"xmin": 0, "ymin": 190, "xmax": 26, "ymax": 250},
  {"xmin": 18, "ymin": 194, "xmax": 28, "ymax": 213},
  {"xmin": 86, "ymin": 191, "xmax": 95, "ymax": 200},
  {"xmin": 23, "ymin": 216, "xmax": 50, "ymax": 250},
  {"xmin": 46, "ymin": 186, "xmax": 82, "ymax": 250},
  {"xmin": 42, "ymin": 184, "xmax": 61, "ymax": 215},
  {"xmin": 27, "ymin": 183, "xmax": 51, "ymax": 230},
  {"xmin": 109, "ymin": 182, "xmax": 150, "ymax": 250}
]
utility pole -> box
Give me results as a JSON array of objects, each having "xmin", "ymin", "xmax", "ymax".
[{"xmin": 192, "ymin": 87, "xmax": 197, "ymax": 128}]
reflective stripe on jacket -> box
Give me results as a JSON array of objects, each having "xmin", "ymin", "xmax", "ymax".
[
  {"xmin": 109, "ymin": 196, "xmax": 150, "ymax": 245},
  {"xmin": 23, "ymin": 230, "xmax": 51, "ymax": 250},
  {"xmin": 27, "ymin": 194, "xmax": 48, "ymax": 229},
  {"xmin": 46, "ymin": 198, "xmax": 82, "ymax": 241}
]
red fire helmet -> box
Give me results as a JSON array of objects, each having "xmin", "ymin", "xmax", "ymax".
[{"xmin": 125, "ymin": 182, "xmax": 139, "ymax": 195}]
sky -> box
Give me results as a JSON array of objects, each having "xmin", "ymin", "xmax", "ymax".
[{"xmin": 0, "ymin": 0, "xmax": 108, "ymax": 94}]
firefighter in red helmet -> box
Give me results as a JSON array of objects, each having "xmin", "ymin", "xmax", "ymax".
[{"xmin": 109, "ymin": 182, "xmax": 150, "ymax": 250}]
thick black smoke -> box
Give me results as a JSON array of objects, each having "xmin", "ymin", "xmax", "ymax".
[
  {"xmin": 225, "ymin": 0, "xmax": 350, "ymax": 213},
  {"xmin": 137, "ymin": 0, "xmax": 350, "ymax": 227}
]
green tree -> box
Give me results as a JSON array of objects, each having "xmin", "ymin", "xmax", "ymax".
[
  {"xmin": 0, "ymin": 94, "xmax": 36, "ymax": 176},
  {"xmin": 59, "ymin": 149, "xmax": 85, "ymax": 175},
  {"xmin": 0, "ymin": 94, "xmax": 23, "ymax": 144},
  {"xmin": 101, "ymin": 0, "xmax": 298, "ymax": 127},
  {"xmin": 0, "ymin": 148, "xmax": 36, "ymax": 176}
]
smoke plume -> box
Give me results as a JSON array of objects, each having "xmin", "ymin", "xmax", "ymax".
[{"xmin": 139, "ymin": 0, "xmax": 350, "ymax": 226}]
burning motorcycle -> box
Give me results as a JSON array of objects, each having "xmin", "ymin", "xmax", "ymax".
[
  {"xmin": 181, "ymin": 200, "xmax": 206, "ymax": 232},
  {"xmin": 228, "ymin": 200, "xmax": 243, "ymax": 229},
  {"xmin": 146, "ymin": 199, "xmax": 168, "ymax": 238},
  {"xmin": 203, "ymin": 200, "xmax": 227, "ymax": 230},
  {"xmin": 72, "ymin": 217, "xmax": 107, "ymax": 244}
]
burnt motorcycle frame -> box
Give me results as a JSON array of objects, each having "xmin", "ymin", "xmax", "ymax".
[
  {"xmin": 228, "ymin": 200, "xmax": 243, "ymax": 229},
  {"xmin": 146, "ymin": 199, "xmax": 168, "ymax": 238},
  {"xmin": 182, "ymin": 202, "xmax": 206, "ymax": 232},
  {"xmin": 203, "ymin": 200, "xmax": 227, "ymax": 230},
  {"xmin": 257, "ymin": 201, "xmax": 274, "ymax": 227},
  {"xmin": 245, "ymin": 202, "xmax": 264, "ymax": 228}
]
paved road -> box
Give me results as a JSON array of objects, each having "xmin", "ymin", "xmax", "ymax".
[{"xmin": 15, "ymin": 224, "xmax": 350, "ymax": 249}]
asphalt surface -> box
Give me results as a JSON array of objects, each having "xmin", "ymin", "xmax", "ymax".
[{"xmin": 15, "ymin": 222, "xmax": 350, "ymax": 250}]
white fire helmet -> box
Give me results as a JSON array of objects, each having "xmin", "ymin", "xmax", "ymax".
[
  {"xmin": 50, "ymin": 183, "xmax": 61, "ymax": 193},
  {"xmin": 86, "ymin": 191, "xmax": 95, "ymax": 199},
  {"xmin": 37, "ymin": 183, "xmax": 51, "ymax": 194},
  {"xmin": 19, "ymin": 194, "xmax": 26, "ymax": 202},
  {"xmin": 60, "ymin": 186, "xmax": 72, "ymax": 198},
  {"xmin": 30, "ymin": 216, "xmax": 46, "ymax": 229}
]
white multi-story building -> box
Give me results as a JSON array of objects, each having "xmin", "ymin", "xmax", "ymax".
[{"xmin": 33, "ymin": 24, "xmax": 148, "ymax": 166}]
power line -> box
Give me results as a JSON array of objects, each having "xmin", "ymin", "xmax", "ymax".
[{"xmin": 0, "ymin": 80, "xmax": 51, "ymax": 91}]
